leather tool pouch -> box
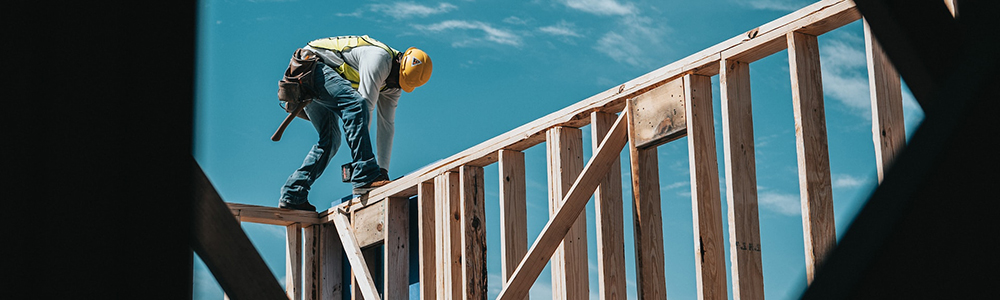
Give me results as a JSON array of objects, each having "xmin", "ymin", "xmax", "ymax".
[{"xmin": 277, "ymin": 48, "xmax": 320, "ymax": 104}]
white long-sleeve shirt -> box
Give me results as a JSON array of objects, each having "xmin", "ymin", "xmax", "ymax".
[{"xmin": 305, "ymin": 44, "xmax": 400, "ymax": 171}]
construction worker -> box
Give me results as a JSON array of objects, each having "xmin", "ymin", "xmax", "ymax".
[{"xmin": 278, "ymin": 35, "xmax": 432, "ymax": 211}]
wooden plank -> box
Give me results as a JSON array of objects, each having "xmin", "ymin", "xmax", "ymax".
[
  {"xmin": 460, "ymin": 166, "xmax": 488, "ymax": 300},
  {"xmin": 546, "ymin": 126, "xmax": 590, "ymax": 300},
  {"xmin": 353, "ymin": 202, "xmax": 386, "ymax": 248},
  {"xmin": 498, "ymin": 149, "xmax": 529, "ymax": 299},
  {"xmin": 418, "ymin": 182, "xmax": 436, "ymax": 300},
  {"xmin": 192, "ymin": 164, "xmax": 287, "ymax": 300},
  {"xmin": 304, "ymin": 225, "xmax": 321, "ymax": 300},
  {"xmin": 719, "ymin": 59, "xmax": 764, "ymax": 300},
  {"xmin": 628, "ymin": 78, "xmax": 687, "ymax": 148},
  {"xmin": 384, "ymin": 197, "xmax": 409, "ymax": 300},
  {"xmin": 331, "ymin": 211, "xmax": 381, "ymax": 300},
  {"xmin": 864, "ymin": 20, "xmax": 906, "ymax": 183},
  {"xmin": 286, "ymin": 223, "xmax": 303, "ymax": 300},
  {"xmin": 228, "ymin": 202, "xmax": 320, "ymax": 226},
  {"xmin": 320, "ymin": 223, "xmax": 344, "ymax": 300},
  {"xmin": 626, "ymin": 100, "xmax": 667, "ymax": 300},
  {"xmin": 788, "ymin": 31, "xmax": 837, "ymax": 284},
  {"xmin": 435, "ymin": 172, "xmax": 462, "ymax": 300},
  {"xmin": 944, "ymin": 0, "xmax": 958, "ymax": 17},
  {"xmin": 684, "ymin": 74, "xmax": 727, "ymax": 300},
  {"xmin": 590, "ymin": 111, "xmax": 627, "ymax": 300},
  {"xmin": 497, "ymin": 110, "xmax": 630, "ymax": 300},
  {"xmin": 353, "ymin": 247, "xmax": 383, "ymax": 300},
  {"xmin": 317, "ymin": 0, "xmax": 860, "ymax": 219}
]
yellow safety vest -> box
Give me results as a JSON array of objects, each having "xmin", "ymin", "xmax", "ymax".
[{"xmin": 307, "ymin": 35, "xmax": 400, "ymax": 90}]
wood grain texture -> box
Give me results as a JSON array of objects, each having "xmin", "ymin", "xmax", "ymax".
[
  {"xmin": 193, "ymin": 163, "xmax": 287, "ymax": 300},
  {"xmin": 228, "ymin": 202, "xmax": 320, "ymax": 226},
  {"xmin": 626, "ymin": 100, "xmax": 667, "ymax": 300},
  {"xmin": 384, "ymin": 197, "xmax": 409, "ymax": 300},
  {"xmin": 788, "ymin": 31, "xmax": 836, "ymax": 284},
  {"xmin": 719, "ymin": 59, "xmax": 764, "ymax": 300},
  {"xmin": 320, "ymin": 223, "xmax": 344, "ymax": 300},
  {"xmin": 331, "ymin": 212, "xmax": 380, "ymax": 300},
  {"xmin": 591, "ymin": 111, "xmax": 627, "ymax": 300},
  {"xmin": 304, "ymin": 225, "xmax": 321, "ymax": 300},
  {"xmin": 418, "ymin": 182, "xmax": 437, "ymax": 300},
  {"xmin": 546, "ymin": 126, "xmax": 590, "ymax": 300},
  {"xmin": 864, "ymin": 20, "xmax": 906, "ymax": 183},
  {"xmin": 498, "ymin": 149, "xmax": 529, "ymax": 300},
  {"xmin": 352, "ymin": 202, "xmax": 385, "ymax": 249},
  {"xmin": 461, "ymin": 166, "xmax": 488, "ymax": 300},
  {"xmin": 629, "ymin": 78, "xmax": 687, "ymax": 148},
  {"xmin": 435, "ymin": 172, "xmax": 462, "ymax": 300},
  {"xmin": 684, "ymin": 74, "xmax": 727, "ymax": 300},
  {"xmin": 286, "ymin": 223, "xmax": 302, "ymax": 300},
  {"xmin": 497, "ymin": 111, "xmax": 629, "ymax": 300}
]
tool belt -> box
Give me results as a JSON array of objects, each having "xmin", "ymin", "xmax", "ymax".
[{"xmin": 277, "ymin": 48, "xmax": 320, "ymax": 120}]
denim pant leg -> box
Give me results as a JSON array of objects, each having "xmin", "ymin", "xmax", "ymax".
[{"xmin": 279, "ymin": 91, "xmax": 342, "ymax": 204}]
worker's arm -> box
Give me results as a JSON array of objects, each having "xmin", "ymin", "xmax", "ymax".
[{"xmin": 352, "ymin": 47, "xmax": 396, "ymax": 170}]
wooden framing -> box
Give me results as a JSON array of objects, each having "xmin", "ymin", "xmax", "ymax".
[
  {"xmin": 864, "ymin": 19, "xmax": 905, "ymax": 183},
  {"xmin": 320, "ymin": 223, "xmax": 344, "ymax": 300},
  {"xmin": 720, "ymin": 58, "xmax": 764, "ymax": 300},
  {"xmin": 626, "ymin": 101, "xmax": 668, "ymax": 300},
  {"xmin": 384, "ymin": 197, "xmax": 409, "ymax": 300},
  {"xmin": 331, "ymin": 212, "xmax": 380, "ymax": 300},
  {"xmin": 497, "ymin": 110, "xmax": 629, "ymax": 300},
  {"xmin": 286, "ymin": 223, "xmax": 302, "ymax": 300},
  {"xmin": 591, "ymin": 111, "xmax": 627, "ymax": 300},
  {"xmin": 684, "ymin": 74, "xmax": 727, "ymax": 300},
  {"xmin": 460, "ymin": 166, "xmax": 488, "ymax": 299},
  {"xmin": 546, "ymin": 126, "xmax": 589, "ymax": 300},
  {"xmin": 788, "ymin": 30, "xmax": 837, "ymax": 284},
  {"xmin": 498, "ymin": 149, "xmax": 529, "ymax": 299},
  {"xmin": 435, "ymin": 172, "xmax": 461, "ymax": 300},
  {"xmin": 201, "ymin": 2, "xmax": 923, "ymax": 300},
  {"xmin": 418, "ymin": 182, "xmax": 436, "ymax": 299}
]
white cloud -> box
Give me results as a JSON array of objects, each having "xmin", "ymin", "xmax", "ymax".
[
  {"xmin": 504, "ymin": 16, "xmax": 530, "ymax": 25},
  {"xmin": 595, "ymin": 32, "xmax": 644, "ymax": 67},
  {"xmin": 820, "ymin": 35, "xmax": 873, "ymax": 118},
  {"xmin": 832, "ymin": 173, "xmax": 867, "ymax": 188},
  {"xmin": 562, "ymin": 0, "xmax": 636, "ymax": 16},
  {"xmin": 539, "ymin": 20, "xmax": 583, "ymax": 37},
  {"xmin": 369, "ymin": 2, "xmax": 457, "ymax": 19},
  {"xmin": 758, "ymin": 188, "xmax": 800, "ymax": 215},
  {"xmin": 739, "ymin": 0, "xmax": 810, "ymax": 12},
  {"xmin": 416, "ymin": 20, "xmax": 522, "ymax": 47}
]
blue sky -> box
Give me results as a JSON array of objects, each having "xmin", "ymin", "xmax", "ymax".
[{"xmin": 192, "ymin": 0, "xmax": 924, "ymax": 299}]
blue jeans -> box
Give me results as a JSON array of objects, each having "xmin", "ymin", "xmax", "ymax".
[{"xmin": 280, "ymin": 64, "xmax": 381, "ymax": 204}]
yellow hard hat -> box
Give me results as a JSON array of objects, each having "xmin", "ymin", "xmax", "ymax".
[{"xmin": 399, "ymin": 47, "xmax": 432, "ymax": 93}]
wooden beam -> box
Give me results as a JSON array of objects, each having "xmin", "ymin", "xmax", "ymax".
[
  {"xmin": 626, "ymin": 101, "xmax": 667, "ymax": 300},
  {"xmin": 788, "ymin": 31, "xmax": 837, "ymax": 284},
  {"xmin": 418, "ymin": 182, "xmax": 436, "ymax": 300},
  {"xmin": 591, "ymin": 111, "xmax": 627, "ymax": 300},
  {"xmin": 317, "ymin": 0, "xmax": 860, "ymax": 218},
  {"xmin": 384, "ymin": 197, "xmax": 409, "ymax": 300},
  {"xmin": 684, "ymin": 74, "xmax": 727, "ymax": 300},
  {"xmin": 460, "ymin": 166, "xmax": 488, "ymax": 300},
  {"xmin": 864, "ymin": 20, "xmax": 906, "ymax": 183},
  {"xmin": 286, "ymin": 223, "xmax": 302, "ymax": 300},
  {"xmin": 546, "ymin": 126, "xmax": 590, "ymax": 300},
  {"xmin": 943, "ymin": 0, "xmax": 958, "ymax": 17},
  {"xmin": 320, "ymin": 223, "xmax": 344, "ymax": 300},
  {"xmin": 435, "ymin": 172, "xmax": 461, "ymax": 300},
  {"xmin": 331, "ymin": 211, "xmax": 381, "ymax": 300},
  {"xmin": 352, "ymin": 202, "xmax": 386, "ymax": 249},
  {"xmin": 228, "ymin": 202, "xmax": 320, "ymax": 226},
  {"xmin": 353, "ymin": 247, "xmax": 382, "ymax": 300},
  {"xmin": 192, "ymin": 163, "xmax": 287, "ymax": 300},
  {"xmin": 497, "ymin": 110, "xmax": 629, "ymax": 300},
  {"xmin": 499, "ymin": 149, "xmax": 528, "ymax": 299},
  {"xmin": 719, "ymin": 59, "xmax": 764, "ymax": 300},
  {"xmin": 304, "ymin": 225, "xmax": 321, "ymax": 300}
]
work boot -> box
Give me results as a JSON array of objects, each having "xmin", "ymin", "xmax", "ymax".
[
  {"xmin": 352, "ymin": 172, "xmax": 392, "ymax": 194},
  {"xmin": 279, "ymin": 200, "xmax": 316, "ymax": 212}
]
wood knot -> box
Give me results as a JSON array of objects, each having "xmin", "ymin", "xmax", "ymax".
[{"xmin": 747, "ymin": 27, "xmax": 759, "ymax": 39}]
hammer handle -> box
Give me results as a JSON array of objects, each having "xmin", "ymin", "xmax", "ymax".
[{"xmin": 271, "ymin": 103, "xmax": 305, "ymax": 142}]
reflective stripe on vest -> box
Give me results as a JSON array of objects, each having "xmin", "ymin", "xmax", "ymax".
[{"xmin": 307, "ymin": 35, "xmax": 400, "ymax": 90}]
